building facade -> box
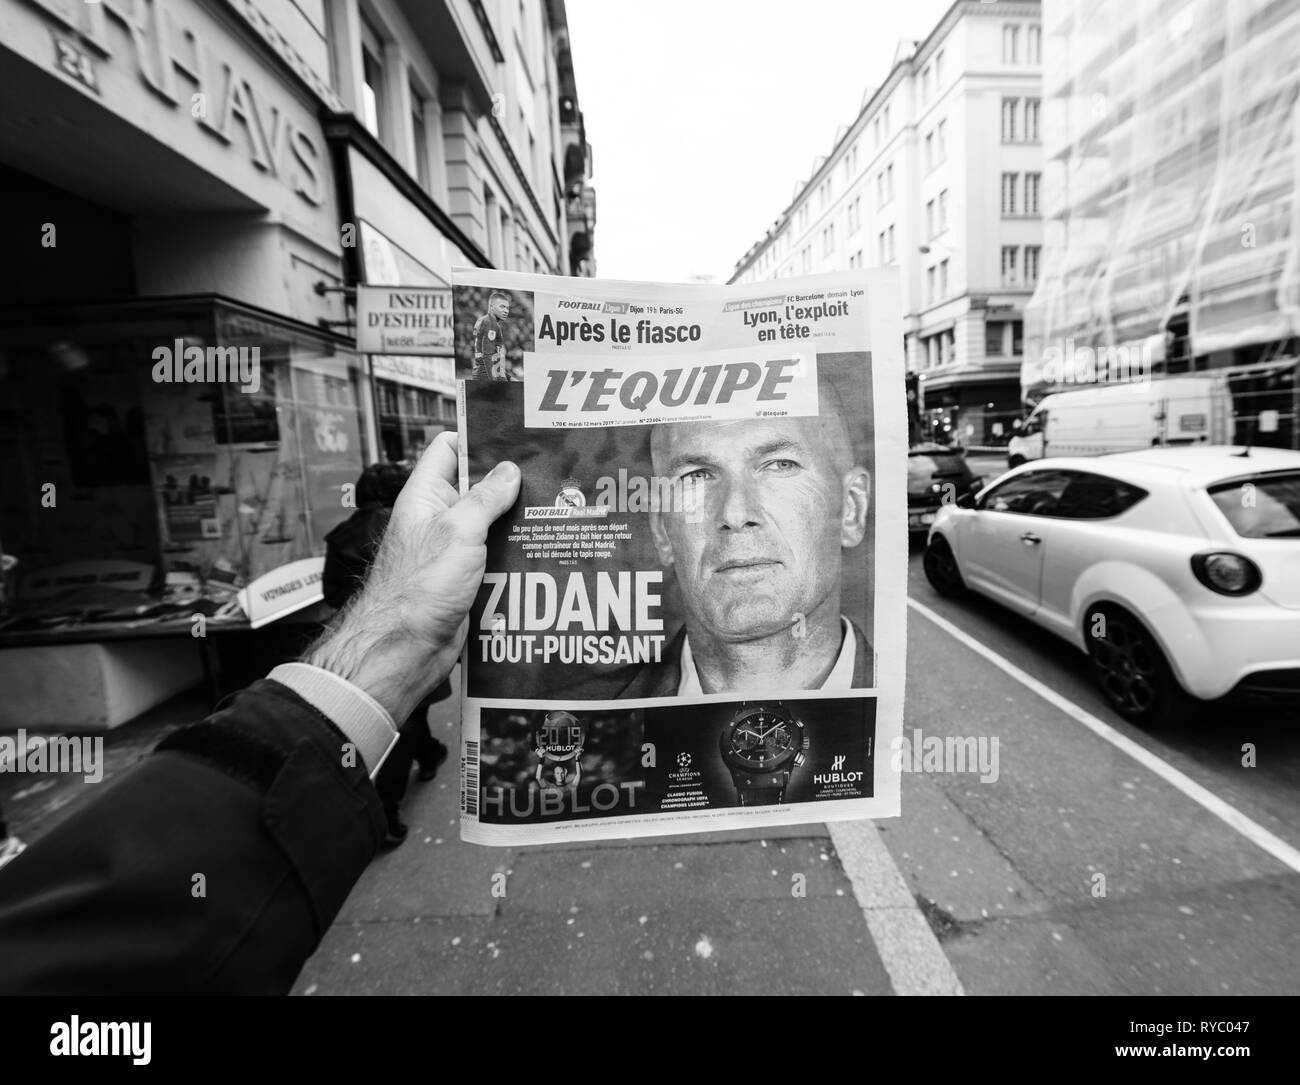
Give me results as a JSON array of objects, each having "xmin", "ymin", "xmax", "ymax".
[
  {"xmin": 730, "ymin": 0, "xmax": 1043, "ymax": 448},
  {"xmin": 1023, "ymin": 0, "xmax": 1300, "ymax": 449},
  {"xmin": 0, "ymin": 0, "xmax": 594, "ymax": 727}
]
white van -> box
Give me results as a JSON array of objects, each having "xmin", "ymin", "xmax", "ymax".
[{"xmin": 1006, "ymin": 376, "xmax": 1235, "ymax": 466}]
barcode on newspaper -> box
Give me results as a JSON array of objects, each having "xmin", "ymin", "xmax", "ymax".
[{"xmin": 462, "ymin": 740, "xmax": 479, "ymax": 816}]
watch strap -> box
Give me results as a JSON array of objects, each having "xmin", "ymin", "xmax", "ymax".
[{"xmin": 738, "ymin": 785, "xmax": 786, "ymax": 806}]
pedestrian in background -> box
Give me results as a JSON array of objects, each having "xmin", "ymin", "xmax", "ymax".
[{"xmin": 323, "ymin": 462, "xmax": 450, "ymax": 847}]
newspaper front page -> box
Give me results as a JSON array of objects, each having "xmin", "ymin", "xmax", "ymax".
[{"xmin": 452, "ymin": 269, "xmax": 906, "ymax": 845}]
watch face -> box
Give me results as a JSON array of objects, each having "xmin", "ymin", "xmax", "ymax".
[
  {"xmin": 535, "ymin": 712, "xmax": 584, "ymax": 762},
  {"xmin": 721, "ymin": 709, "xmax": 804, "ymax": 772}
]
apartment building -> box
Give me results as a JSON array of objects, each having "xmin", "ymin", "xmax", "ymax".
[
  {"xmin": 0, "ymin": 0, "xmax": 594, "ymax": 727},
  {"xmin": 1023, "ymin": 0, "xmax": 1299, "ymax": 447},
  {"xmin": 731, "ymin": 0, "xmax": 1043, "ymax": 447}
]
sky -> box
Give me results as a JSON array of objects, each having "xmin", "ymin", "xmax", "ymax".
[{"xmin": 564, "ymin": 0, "xmax": 955, "ymax": 284}]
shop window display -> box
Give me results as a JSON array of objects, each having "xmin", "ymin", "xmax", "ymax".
[{"xmin": 0, "ymin": 299, "xmax": 367, "ymax": 633}]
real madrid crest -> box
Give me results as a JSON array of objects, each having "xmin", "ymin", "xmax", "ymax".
[{"xmin": 555, "ymin": 477, "xmax": 586, "ymax": 509}]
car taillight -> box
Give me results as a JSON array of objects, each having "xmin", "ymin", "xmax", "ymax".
[{"xmin": 1191, "ymin": 552, "xmax": 1262, "ymax": 596}]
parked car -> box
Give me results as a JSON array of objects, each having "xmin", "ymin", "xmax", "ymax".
[
  {"xmin": 1007, "ymin": 376, "xmax": 1235, "ymax": 468},
  {"xmin": 908, "ymin": 444, "xmax": 982, "ymax": 534},
  {"xmin": 923, "ymin": 446, "xmax": 1300, "ymax": 723}
]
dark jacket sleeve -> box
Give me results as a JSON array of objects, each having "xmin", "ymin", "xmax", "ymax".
[{"xmin": 0, "ymin": 679, "xmax": 386, "ymax": 995}]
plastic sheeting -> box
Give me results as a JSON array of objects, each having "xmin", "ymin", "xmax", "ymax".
[{"xmin": 1023, "ymin": 0, "xmax": 1300, "ymax": 398}]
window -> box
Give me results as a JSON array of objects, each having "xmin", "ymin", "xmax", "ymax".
[
  {"xmin": 484, "ymin": 187, "xmax": 499, "ymax": 263},
  {"xmin": 873, "ymin": 116, "xmax": 882, "ymax": 149},
  {"xmin": 361, "ymin": 18, "xmax": 387, "ymax": 141},
  {"xmin": 886, "ymin": 163, "xmax": 894, "ymax": 200},
  {"xmin": 411, "ymin": 85, "xmax": 430, "ymax": 191},
  {"xmin": 1003, "ymin": 24, "xmax": 1020, "ymax": 63},
  {"xmin": 1025, "ymin": 245, "xmax": 1041, "ymax": 284},
  {"xmin": 935, "ymin": 49, "xmax": 944, "ymax": 86},
  {"xmin": 1025, "ymin": 172, "xmax": 1041, "ymax": 214},
  {"xmin": 1025, "ymin": 98, "xmax": 1041, "ymax": 141},
  {"xmin": 937, "ymin": 120, "xmax": 947, "ymax": 162},
  {"xmin": 823, "ymin": 223, "xmax": 835, "ymax": 255},
  {"xmin": 921, "ymin": 67, "xmax": 931, "ymax": 102},
  {"xmin": 1002, "ymin": 173, "xmax": 1018, "ymax": 215},
  {"xmin": 1053, "ymin": 473, "xmax": 1149, "ymax": 519},
  {"xmin": 986, "ymin": 320, "xmax": 1007, "ymax": 356},
  {"xmin": 848, "ymin": 197, "xmax": 861, "ymax": 233},
  {"xmin": 1027, "ymin": 24, "xmax": 1042, "ymax": 65},
  {"xmin": 938, "ymin": 189, "xmax": 949, "ymax": 230},
  {"xmin": 887, "ymin": 224, "xmax": 895, "ymax": 262},
  {"xmin": 925, "ymin": 131, "xmax": 934, "ymax": 170},
  {"xmin": 979, "ymin": 469, "xmax": 1074, "ymax": 515},
  {"xmin": 926, "ymin": 265, "xmax": 936, "ymax": 303},
  {"xmin": 876, "ymin": 171, "xmax": 885, "ymax": 209},
  {"xmin": 848, "ymin": 251, "xmax": 857, "ymax": 270},
  {"xmin": 884, "ymin": 104, "xmax": 891, "ymax": 134},
  {"xmin": 878, "ymin": 231, "xmax": 887, "ymax": 265},
  {"xmin": 1002, "ymin": 245, "xmax": 1019, "ymax": 284},
  {"xmin": 939, "ymin": 258, "xmax": 949, "ymax": 298},
  {"xmin": 1002, "ymin": 98, "xmax": 1019, "ymax": 142},
  {"xmin": 801, "ymin": 246, "xmax": 812, "ymax": 273},
  {"xmin": 1012, "ymin": 320, "xmax": 1024, "ymax": 355},
  {"xmin": 926, "ymin": 198, "xmax": 935, "ymax": 239},
  {"xmin": 1208, "ymin": 472, "xmax": 1300, "ymax": 537}
]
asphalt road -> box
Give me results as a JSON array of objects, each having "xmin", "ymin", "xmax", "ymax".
[{"xmin": 891, "ymin": 535, "xmax": 1300, "ymax": 994}]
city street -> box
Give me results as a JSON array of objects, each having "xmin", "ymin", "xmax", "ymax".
[
  {"xmin": 4, "ymin": 533, "xmax": 1295, "ymax": 996},
  {"xmin": 3, "ymin": 0, "xmax": 1299, "ymax": 1014},
  {"xmin": 278, "ymin": 537, "xmax": 1300, "ymax": 996}
]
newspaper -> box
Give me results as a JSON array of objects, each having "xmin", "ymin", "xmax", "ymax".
[{"xmin": 452, "ymin": 269, "xmax": 906, "ymax": 845}]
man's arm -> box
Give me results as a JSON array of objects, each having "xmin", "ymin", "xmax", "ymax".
[{"xmin": 0, "ymin": 434, "xmax": 520, "ymax": 994}]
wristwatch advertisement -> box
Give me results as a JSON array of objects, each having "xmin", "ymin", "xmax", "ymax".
[
  {"xmin": 718, "ymin": 701, "xmax": 809, "ymax": 806},
  {"xmin": 474, "ymin": 700, "xmax": 874, "ymax": 825}
]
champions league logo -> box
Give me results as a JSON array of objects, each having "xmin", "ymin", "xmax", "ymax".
[{"xmin": 669, "ymin": 749, "xmax": 700, "ymax": 784}]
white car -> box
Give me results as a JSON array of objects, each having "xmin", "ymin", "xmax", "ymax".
[{"xmin": 923, "ymin": 446, "xmax": 1300, "ymax": 724}]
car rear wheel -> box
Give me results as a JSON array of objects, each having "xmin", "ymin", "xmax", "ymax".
[
  {"xmin": 1084, "ymin": 606, "xmax": 1195, "ymax": 726},
  {"xmin": 923, "ymin": 535, "xmax": 967, "ymax": 598},
  {"xmin": 1008, "ymin": 454, "xmax": 1027, "ymax": 469}
]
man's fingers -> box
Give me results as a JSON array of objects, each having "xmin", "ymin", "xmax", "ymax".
[
  {"xmin": 393, "ymin": 431, "xmax": 460, "ymax": 519},
  {"xmin": 445, "ymin": 461, "xmax": 521, "ymax": 540},
  {"xmin": 407, "ymin": 431, "xmax": 459, "ymax": 491}
]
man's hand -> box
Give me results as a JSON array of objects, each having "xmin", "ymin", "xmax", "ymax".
[{"xmin": 307, "ymin": 432, "xmax": 520, "ymax": 722}]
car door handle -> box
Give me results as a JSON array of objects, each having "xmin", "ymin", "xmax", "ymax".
[{"xmin": 1020, "ymin": 532, "xmax": 1042, "ymax": 546}]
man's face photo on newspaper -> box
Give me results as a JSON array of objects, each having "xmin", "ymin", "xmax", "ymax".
[{"xmin": 648, "ymin": 386, "xmax": 870, "ymax": 692}]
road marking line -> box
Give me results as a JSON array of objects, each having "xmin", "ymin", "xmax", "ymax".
[
  {"xmin": 829, "ymin": 820, "xmax": 964, "ymax": 995},
  {"xmin": 908, "ymin": 596, "xmax": 1300, "ymax": 875}
]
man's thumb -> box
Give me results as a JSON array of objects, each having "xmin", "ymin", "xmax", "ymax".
[{"xmin": 458, "ymin": 461, "xmax": 521, "ymax": 532}]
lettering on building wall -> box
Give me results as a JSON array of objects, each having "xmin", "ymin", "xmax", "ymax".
[{"xmin": 23, "ymin": 0, "xmax": 323, "ymax": 206}]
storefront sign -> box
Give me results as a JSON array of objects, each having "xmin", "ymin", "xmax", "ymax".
[
  {"xmin": 20, "ymin": 0, "xmax": 325, "ymax": 206},
  {"xmin": 356, "ymin": 286, "xmax": 455, "ymax": 356},
  {"xmin": 237, "ymin": 556, "xmax": 324, "ymax": 628},
  {"xmin": 371, "ymin": 355, "xmax": 457, "ymax": 394}
]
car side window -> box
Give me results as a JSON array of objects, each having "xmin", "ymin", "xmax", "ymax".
[
  {"xmin": 977, "ymin": 469, "xmax": 1073, "ymax": 516},
  {"xmin": 1020, "ymin": 411, "xmax": 1046, "ymax": 437},
  {"xmin": 1053, "ymin": 472, "xmax": 1148, "ymax": 519}
]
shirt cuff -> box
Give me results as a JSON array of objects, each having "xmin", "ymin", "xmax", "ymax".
[{"xmin": 268, "ymin": 663, "xmax": 400, "ymax": 779}]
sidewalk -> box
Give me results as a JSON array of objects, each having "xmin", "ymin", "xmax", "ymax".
[
  {"xmin": 292, "ymin": 694, "xmax": 895, "ymax": 996},
  {"xmin": 0, "ymin": 681, "xmax": 897, "ymax": 995}
]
